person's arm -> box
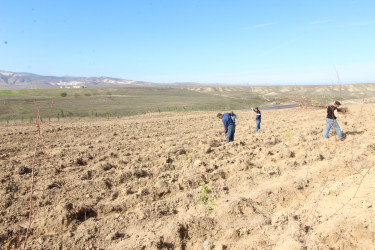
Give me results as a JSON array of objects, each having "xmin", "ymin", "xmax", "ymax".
[
  {"xmin": 223, "ymin": 118, "xmax": 228, "ymax": 134},
  {"xmin": 336, "ymin": 107, "xmax": 347, "ymax": 118}
]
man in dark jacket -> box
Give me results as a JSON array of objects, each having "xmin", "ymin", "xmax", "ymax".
[
  {"xmin": 324, "ymin": 101, "xmax": 344, "ymax": 140},
  {"xmin": 253, "ymin": 107, "xmax": 261, "ymax": 132},
  {"xmin": 217, "ymin": 113, "xmax": 235, "ymax": 143}
]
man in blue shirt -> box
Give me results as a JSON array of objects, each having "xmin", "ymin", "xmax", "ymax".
[{"xmin": 217, "ymin": 113, "xmax": 235, "ymax": 143}]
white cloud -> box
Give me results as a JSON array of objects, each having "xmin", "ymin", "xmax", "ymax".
[
  {"xmin": 249, "ymin": 22, "xmax": 276, "ymax": 29},
  {"xmin": 310, "ymin": 20, "xmax": 329, "ymax": 25}
]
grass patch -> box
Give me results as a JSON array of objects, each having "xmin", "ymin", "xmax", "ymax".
[
  {"xmin": 0, "ymin": 90, "xmax": 14, "ymax": 95},
  {"xmin": 0, "ymin": 85, "xmax": 372, "ymax": 122}
]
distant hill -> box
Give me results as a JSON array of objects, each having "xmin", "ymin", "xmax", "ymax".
[
  {"xmin": 0, "ymin": 70, "xmax": 204, "ymax": 89},
  {"xmin": 1, "ymin": 70, "xmax": 374, "ymax": 91}
]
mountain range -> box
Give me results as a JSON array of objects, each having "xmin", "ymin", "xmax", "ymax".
[{"xmin": 0, "ymin": 70, "xmax": 204, "ymax": 89}]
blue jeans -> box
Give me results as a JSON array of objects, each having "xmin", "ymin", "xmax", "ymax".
[
  {"xmin": 324, "ymin": 118, "xmax": 343, "ymax": 140},
  {"xmin": 226, "ymin": 125, "xmax": 235, "ymax": 143},
  {"xmin": 256, "ymin": 119, "xmax": 261, "ymax": 132}
]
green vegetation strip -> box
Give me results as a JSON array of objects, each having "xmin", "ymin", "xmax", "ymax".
[{"xmin": 0, "ymin": 85, "xmax": 373, "ymax": 122}]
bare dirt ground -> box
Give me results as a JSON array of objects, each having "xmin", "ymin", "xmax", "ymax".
[{"xmin": 1, "ymin": 103, "xmax": 375, "ymax": 249}]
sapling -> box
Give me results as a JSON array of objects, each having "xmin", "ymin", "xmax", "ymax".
[{"xmin": 196, "ymin": 182, "xmax": 220, "ymax": 214}]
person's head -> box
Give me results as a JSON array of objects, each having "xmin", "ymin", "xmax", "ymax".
[
  {"xmin": 217, "ymin": 113, "xmax": 223, "ymax": 119},
  {"xmin": 253, "ymin": 107, "xmax": 259, "ymax": 112},
  {"xmin": 334, "ymin": 101, "xmax": 341, "ymax": 108}
]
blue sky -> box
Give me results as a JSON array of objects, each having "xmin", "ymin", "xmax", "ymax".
[{"xmin": 1, "ymin": 0, "xmax": 374, "ymax": 84}]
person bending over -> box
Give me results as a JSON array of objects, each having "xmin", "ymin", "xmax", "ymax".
[{"xmin": 217, "ymin": 113, "xmax": 235, "ymax": 143}]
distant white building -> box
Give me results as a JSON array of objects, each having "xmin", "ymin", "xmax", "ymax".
[{"xmin": 57, "ymin": 80, "xmax": 87, "ymax": 88}]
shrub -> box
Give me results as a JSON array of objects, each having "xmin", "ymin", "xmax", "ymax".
[{"xmin": 60, "ymin": 92, "xmax": 67, "ymax": 97}]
